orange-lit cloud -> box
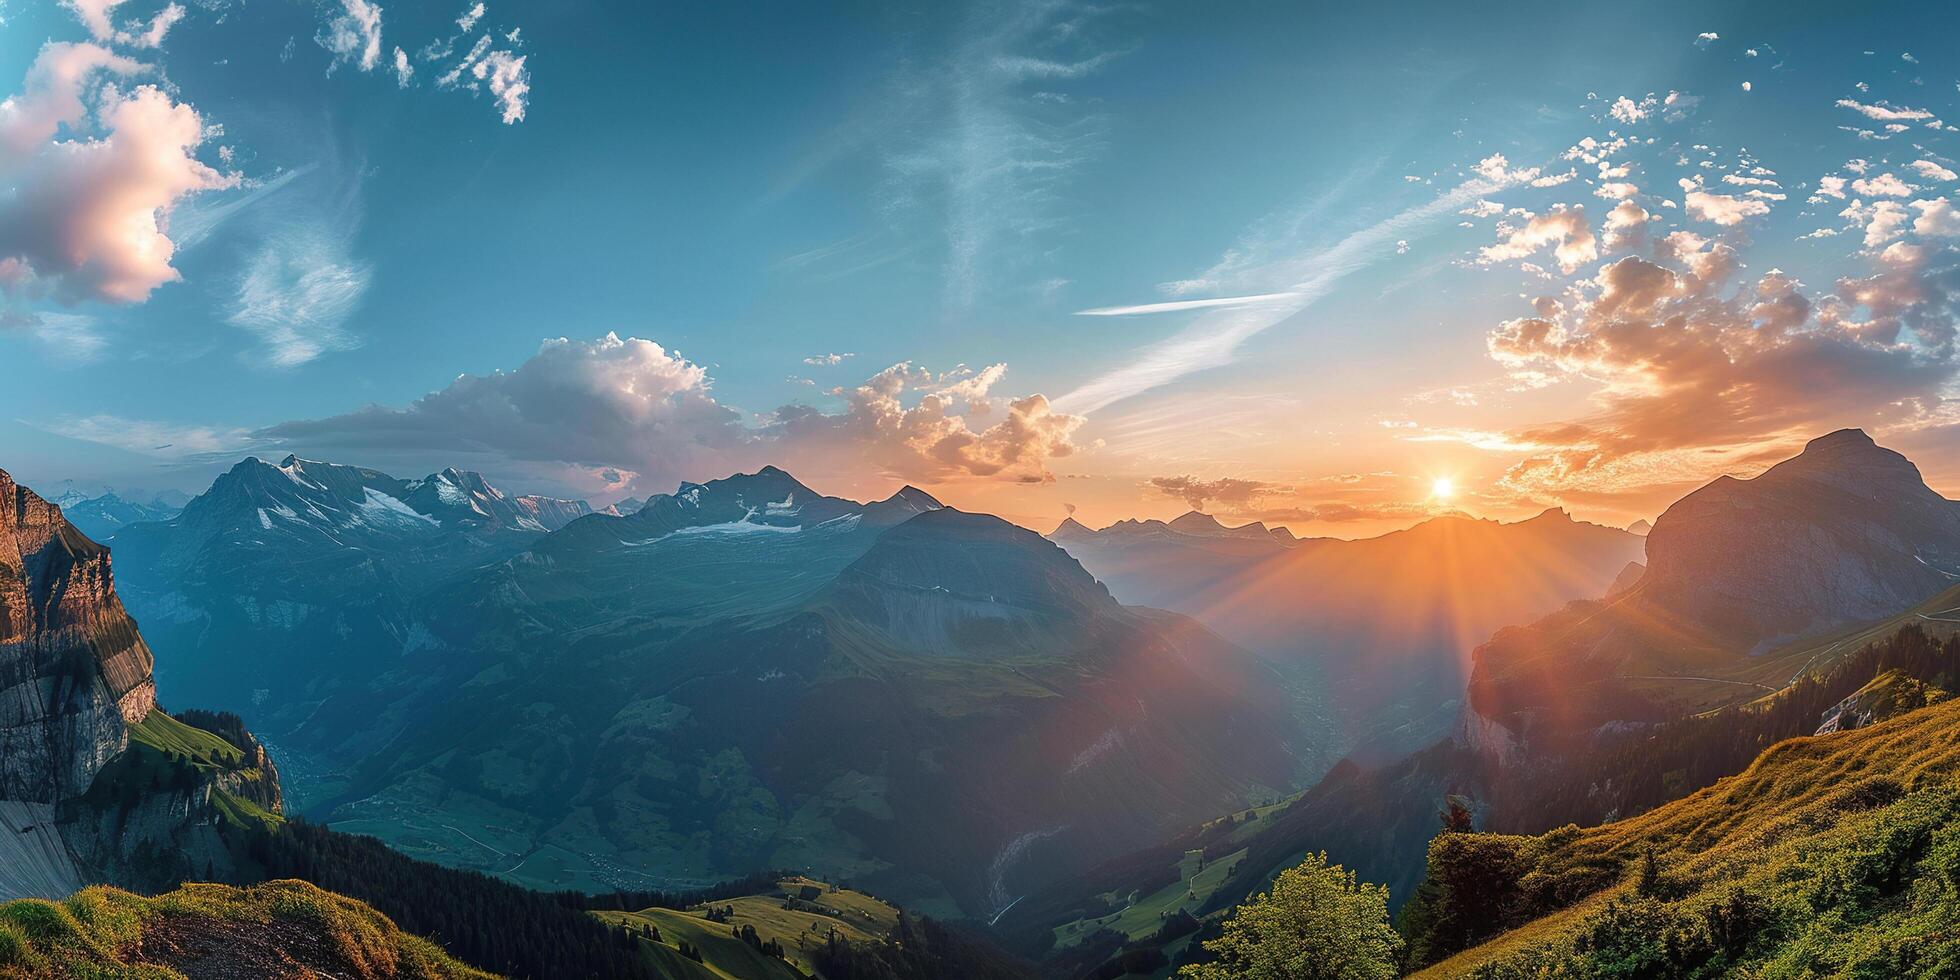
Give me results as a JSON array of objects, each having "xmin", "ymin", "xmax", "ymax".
[
  {"xmin": 1482, "ymin": 237, "xmax": 1959, "ymax": 500},
  {"xmin": 253, "ymin": 334, "xmax": 1084, "ymax": 496}
]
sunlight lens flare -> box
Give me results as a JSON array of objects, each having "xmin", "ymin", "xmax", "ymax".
[{"xmin": 1431, "ymin": 477, "xmax": 1456, "ymax": 501}]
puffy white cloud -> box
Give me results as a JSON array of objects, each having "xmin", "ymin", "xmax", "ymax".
[
  {"xmin": 391, "ymin": 47, "xmax": 413, "ymax": 87},
  {"xmin": 1477, "ymin": 206, "xmax": 1597, "ymax": 273},
  {"xmin": 456, "ymin": 2, "xmax": 485, "ymax": 31},
  {"xmin": 1682, "ymin": 185, "xmax": 1772, "ymax": 226},
  {"xmin": 1842, "ymin": 199, "xmax": 1911, "ymax": 247},
  {"xmin": 432, "ymin": 32, "xmax": 529, "ymax": 124},
  {"xmin": 316, "ymin": 0, "xmax": 384, "ymax": 75},
  {"xmin": 472, "ymin": 49, "xmax": 528, "ymax": 124},
  {"xmin": 1146, "ymin": 475, "xmax": 1275, "ymax": 510},
  {"xmin": 1910, "ymin": 159, "xmax": 1958, "ymax": 182},
  {"xmin": 1913, "ymin": 198, "xmax": 1960, "ymax": 236},
  {"xmin": 1485, "ymin": 242, "xmax": 1958, "ymax": 498},
  {"xmin": 259, "ymin": 335, "xmax": 1084, "ymax": 491},
  {"xmin": 261, "ymin": 335, "xmax": 748, "ymax": 478},
  {"xmin": 1602, "ymin": 199, "xmax": 1650, "ymax": 252},
  {"xmin": 0, "ymin": 43, "xmax": 236, "ymax": 305},
  {"xmin": 803, "ymin": 352, "xmax": 856, "ymax": 366},
  {"xmin": 1852, "ymin": 172, "xmax": 1917, "ymax": 197},
  {"xmin": 770, "ymin": 362, "xmax": 1081, "ymax": 484},
  {"xmin": 1661, "ymin": 90, "xmax": 1702, "ymax": 123}
]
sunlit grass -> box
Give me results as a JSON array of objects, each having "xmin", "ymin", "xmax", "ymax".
[
  {"xmin": 0, "ymin": 880, "xmax": 493, "ymax": 979},
  {"xmin": 1413, "ymin": 695, "xmax": 1960, "ymax": 977}
]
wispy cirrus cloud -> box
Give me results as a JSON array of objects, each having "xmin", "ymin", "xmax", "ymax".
[
  {"xmin": 31, "ymin": 413, "xmax": 251, "ymax": 458},
  {"xmin": 1055, "ymin": 155, "xmax": 1542, "ymax": 416},
  {"xmin": 64, "ymin": 0, "xmax": 186, "ymax": 48},
  {"xmin": 881, "ymin": 0, "xmax": 1125, "ymax": 311},
  {"xmin": 1073, "ymin": 293, "xmax": 1303, "ymax": 317},
  {"xmin": 210, "ymin": 152, "xmax": 372, "ymax": 367},
  {"xmin": 0, "ymin": 310, "xmax": 105, "ymax": 364}
]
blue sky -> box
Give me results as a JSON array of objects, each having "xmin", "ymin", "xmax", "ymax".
[{"xmin": 6, "ymin": 0, "xmax": 1960, "ymax": 534}]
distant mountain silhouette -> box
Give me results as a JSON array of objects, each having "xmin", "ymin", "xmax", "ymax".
[
  {"xmin": 1469, "ymin": 428, "xmax": 1960, "ymax": 748},
  {"xmin": 1051, "ymin": 507, "xmax": 1643, "ymax": 760}
]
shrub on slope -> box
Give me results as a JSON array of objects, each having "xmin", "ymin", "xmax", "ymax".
[{"xmin": 1410, "ymin": 694, "xmax": 1960, "ymax": 977}]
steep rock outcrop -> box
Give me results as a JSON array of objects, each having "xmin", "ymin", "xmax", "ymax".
[
  {"xmin": 0, "ymin": 469, "xmax": 155, "ymax": 803},
  {"xmin": 0, "ymin": 468, "xmax": 283, "ymax": 899}
]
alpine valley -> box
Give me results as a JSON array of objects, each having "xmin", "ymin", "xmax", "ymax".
[
  {"xmin": 6, "ymin": 422, "xmax": 1959, "ymax": 978},
  {"xmin": 15, "ymin": 3, "xmax": 1960, "ymax": 976}
]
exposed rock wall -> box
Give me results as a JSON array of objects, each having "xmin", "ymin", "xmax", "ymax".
[
  {"xmin": 0, "ymin": 467, "xmax": 282, "ymax": 900},
  {"xmin": 0, "ymin": 801, "xmax": 82, "ymax": 899},
  {"xmin": 0, "ymin": 469, "xmax": 156, "ymax": 804}
]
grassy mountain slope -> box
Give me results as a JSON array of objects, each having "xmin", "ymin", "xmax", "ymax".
[
  {"xmin": 1411, "ymin": 695, "xmax": 1960, "ymax": 977},
  {"xmin": 1007, "ymin": 624, "xmax": 1960, "ymax": 978},
  {"xmin": 0, "ymin": 879, "xmax": 493, "ymax": 979},
  {"xmin": 596, "ymin": 876, "xmax": 901, "ymax": 979}
]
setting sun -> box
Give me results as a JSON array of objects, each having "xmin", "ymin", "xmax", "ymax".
[{"xmin": 1431, "ymin": 477, "xmax": 1456, "ymax": 501}]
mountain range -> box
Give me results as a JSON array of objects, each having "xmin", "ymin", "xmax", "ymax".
[
  {"xmin": 106, "ymin": 456, "xmax": 601, "ymax": 744},
  {"xmin": 49, "ymin": 490, "xmax": 183, "ymax": 542},
  {"xmin": 998, "ymin": 429, "xmax": 1960, "ymax": 978},
  {"xmin": 1051, "ymin": 506, "xmax": 1644, "ymax": 760},
  {"xmin": 16, "ymin": 425, "xmax": 1960, "ymax": 979},
  {"xmin": 104, "ymin": 460, "xmax": 1312, "ymax": 918}
]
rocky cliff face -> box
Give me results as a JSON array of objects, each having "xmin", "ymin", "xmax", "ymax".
[
  {"xmin": 0, "ymin": 467, "xmax": 283, "ymax": 899},
  {"xmin": 0, "ymin": 469, "xmax": 155, "ymax": 803}
]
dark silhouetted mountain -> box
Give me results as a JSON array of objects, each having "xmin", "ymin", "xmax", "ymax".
[
  {"xmin": 1605, "ymin": 560, "xmax": 1645, "ymax": 599},
  {"xmin": 1165, "ymin": 511, "xmax": 1290, "ymax": 544},
  {"xmin": 1052, "ymin": 507, "xmax": 1642, "ymax": 760},
  {"xmin": 1469, "ymin": 429, "xmax": 1960, "ymax": 748}
]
